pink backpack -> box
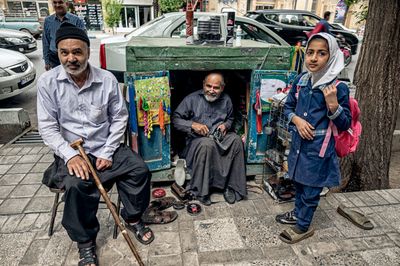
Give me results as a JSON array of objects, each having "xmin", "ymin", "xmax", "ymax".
[{"xmin": 319, "ymin": 85, "xmax": 362, "ymax": 158}]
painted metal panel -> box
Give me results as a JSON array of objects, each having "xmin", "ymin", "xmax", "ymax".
[
  {"xmin": 126, "ymin": 71, "xmax": 171, "ymax": 171},
  {"xmin": 246, "ymin": 70, "xmax": 297, "ymax": 163}
]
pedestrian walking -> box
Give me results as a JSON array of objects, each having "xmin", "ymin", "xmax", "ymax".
[
  {"xmin": 42, "ymin": 0, "xmax": 85, "ymax": 70},
  {"xmin": 275, "ymin": 33, "xmax": 352, "ymax": 243}
]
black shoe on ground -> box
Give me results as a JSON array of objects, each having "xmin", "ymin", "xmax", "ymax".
[
  {"xmin": 275, "ymin": 210, "xmax": 297, "ymax": 225},
  {"xmin": 223, "ymin": 188, "xmax": 236, "ymax": 204},
  {"xmin": 197, "ymin": 195, "xmax": 212, "ymax": 206}
]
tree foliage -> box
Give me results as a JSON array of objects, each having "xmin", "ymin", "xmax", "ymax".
[
  {"xmin": 159, "ymin": 0, "xmax": 185, "ymax": 13},
  {"xmin": 103, "ymin": 0, "xmax": 123, "ymax": 34}
]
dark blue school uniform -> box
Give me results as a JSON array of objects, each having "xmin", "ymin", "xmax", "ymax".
[{"xmin": 284, "ymin": 72, "xmax": 352, "ymax": 231}]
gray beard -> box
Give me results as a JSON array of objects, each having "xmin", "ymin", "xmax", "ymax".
[
  {"xmin": 63, "ymin": 61, "xmax": 88, "ymax": 76},
  {"xmin": 205, "ymin": 94, "xmax": 219, "ymax": 102}
]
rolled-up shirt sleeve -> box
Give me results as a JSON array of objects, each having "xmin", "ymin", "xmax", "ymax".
[
  {"xmin": 97, "ymin": 80, "xmax": 128, "ymax": 161},
  {"xmin": 37, "ymin": 78, "xmax": 78, "ymax": 163}
]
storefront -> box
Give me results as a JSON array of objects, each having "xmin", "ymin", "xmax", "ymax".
[
  {"xmin": 5, "ymin": 0, "xmax": 49, "ymax": 18},
  {"xmin": 117, "ymin": 0, "xmax": 153, "ymax": 32}
]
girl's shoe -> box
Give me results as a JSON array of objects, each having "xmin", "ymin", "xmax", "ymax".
[{"xmin": 275, "ymin": 210, "xmax": 297, "ymax": 224}]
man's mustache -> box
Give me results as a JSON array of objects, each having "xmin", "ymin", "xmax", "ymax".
[{"xmin": 66, "ymin": 61, "xmax": 80, "ymax": 67}]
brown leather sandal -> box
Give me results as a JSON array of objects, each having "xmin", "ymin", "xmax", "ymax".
[{"xmin": 142, "ymin": 208, "xmax": 178, "ymax": 224}]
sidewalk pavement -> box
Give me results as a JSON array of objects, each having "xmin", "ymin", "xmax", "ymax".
[{"xmin": 1, "ymin": 143, "xmax": 400, "ymax": 265}]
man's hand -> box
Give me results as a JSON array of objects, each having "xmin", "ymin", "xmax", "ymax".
[
  {"xmin": 292, "ymin": 116, "xmax": 315, "ymax": 140},
  {"xmin": 323, "ymin": 84, "xmax": 339, "ymax": 113},
  {"xmin": 217, "ymin": 124, "xmax": 227, "ymax": 136},
  {"xmin": 45, "ymin": 64, "xmax": 52, "ymax": 71},
  {"xmin": 67, "ymin": 155, "xmax": 91, "ymax": 180},
  {"xmin": 96, "ymin": 158, "xmax": 112, "ymax": 171},
  {"xmin": 191, "ymin": 122, "xmax": 209, "ymax": 136}
]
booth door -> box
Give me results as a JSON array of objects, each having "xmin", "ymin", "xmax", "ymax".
[
  {"xmin": 246, "ymin": 70, "xmax": 297, "ymax": 163},
  {"xmin": 126, "ymin": 71, "xmax": 171, "ymax": 171}
]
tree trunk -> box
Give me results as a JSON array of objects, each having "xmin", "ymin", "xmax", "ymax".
[{"xmin": 341, "ymin": 0, "xmax": 400, "ymax": 191}]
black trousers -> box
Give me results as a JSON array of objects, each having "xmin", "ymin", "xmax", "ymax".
[{"xmin": 43, "ymin": 144, "xmax": 151, "ymax": 243}]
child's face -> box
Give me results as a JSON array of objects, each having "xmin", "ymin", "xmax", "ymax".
[{"xmin": 305, "ymin": 38, "xmax": 330, "ymax": 73}]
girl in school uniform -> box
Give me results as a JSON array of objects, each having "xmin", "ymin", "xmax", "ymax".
[{"xmin": 276, "ymin": 32, "xmax": 352, "ymax": 243}]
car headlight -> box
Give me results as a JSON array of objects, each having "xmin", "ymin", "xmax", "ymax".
[
  {"xmin": 0, "ymin": 68, "xmax": 10, "ymax": 77},
  {"xmin": 5, "ymin": 37, "xmax": 25, "ymax": 44}
]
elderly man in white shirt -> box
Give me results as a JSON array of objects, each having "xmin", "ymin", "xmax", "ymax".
[{"xmin": 37, "ymin": 22, "xmax": 153, "ymax": 266}]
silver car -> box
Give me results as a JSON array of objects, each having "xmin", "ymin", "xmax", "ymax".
[{"xmin": 0, "ymin": 48, "xmax": 36, "ymax": 100}]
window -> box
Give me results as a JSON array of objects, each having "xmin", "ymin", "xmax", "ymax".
[
  {"xmin": 301, "ymin": 14, "xmax": 320, "ymax": 27},
  {"xmin": 255, "ymin": 5, "xmax": 273, "ymax": 10},
  {"xmin": 277, "ymin": 14, "xmax": 301, "ymax": 26},
  {"xmin": 171, "ymin": 19, "xmax": 199, "ymax": 38},
  {"xmin": 236, "ymin": 21, "xmax": 279, "ymax": 45}
]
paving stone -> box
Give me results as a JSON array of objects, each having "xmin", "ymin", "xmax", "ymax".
[
  {"xmin": 314, "ymin": 252, "xmax": 367, "ymax": 266},
  {"xmin": 252, "ymin": 199, "xmax": 272, "ymax": 214},
  {"xmin": 263, "ymin": 199, "xmax": 294, "ymax": 215},
  {"xmin": 198, "ymin": 250, "xmax": 233, "ymax": 264},
  {"xmin": 205, "ymin": 203, "xmax": 232, "ymax": 219},
  {"xmin": 195, "ymin": 218, "xmax": 244, "ymax": 252},
  {"xmin": 262, "ymin": 245, "xmax": 297, "ymax": 260},
  {"xmin": 39, "ymin": 153, "xmax": 55, "ymax": 163},
  {"xmin": 6, "ymin": 163, "xmax": 35, "ymax": 174},
  {"xmin": 149, "ymin": 218, "xmax": 179, "ymax": 233},
  {"xmin": 0, "ymin": 173, "xmax": 25, "ymax": 185},
  {"xmin": 375, "ymin": 190, "xmax": 399, "ymax": 204},
  {"xmin": 343, "ymin": 192, "xmax": 368, "ymax": 207},
  {"xmin": 385, "ymin": 189, "xmax": 400, "ymax": 202},
  {"xmin": 30, "ymin": 162, "xmax": 51, "ymax": 173},
  {"xmin": 0, "ymin": 198, "xmax": 30, "ymax": 214},
  {"xmin": 359, "ymin": 247, "xmax": 400, "ymax": 265},
  {"xmin": 369, "ymin": 205, "xmax": 400, "ymax": 232},
  {"xmin": 38, "ymin": 230, "xmax": 72, "ymax": 265},
  {"xmin": 24, "ymin": 196, "xmax": 54, "ymax": 213},
  {"xmin": 148, "ymin": 254, "xmax": 182, "ymax": 266},
  {"xmin": 32, "ymin": 212, "xmax": 51, "ymax": 231},
  {"xmin": 182, "ymin": 252, "xmax": 199, "ymax": 266},
  {"xmin": 1, "ymin": 214, "xmax": 24, "ymax": 232},
  {"xmin": 180, "ymin": 230, "xmax": 197, "ymax": 253},
  {"xmin": 307, "ymin": 241, "xmax": 342, "ymax": 256},
  {"xmin": 0, "ymin": 185, "xmax": 15, "ymax": 199},
  {"xmin": 331, "ymin": 192, "xmax": 355, "ymax": 207},
  {"xmin": 0, "ymin": 147, "xmax": 12, "ymax": 155},
  {"xmin": 7, "ymin": 147, "xmax": 23, "ymax": 155},
  {"xmin": 325, "ymin": 193, "xmax": 341, "ymax": 208},
  {"xmin": 387, "ymin": 232, "xmax": 400, "ymax": 247},
  {"xmin": 318, "ymin": 197, "xmax": 334, "ymax": 209},
  {"xmin": 229, "ymin": 247, "xmax": 265, "ymax": 262},
  {"xmin": 235, "ymin": 215, "xmax": 284, "ymax": 249},
  {"xmin": 19, "ymin": 239, "xmax": 49, "ymax": 266},
  {"xmin": 355, "ymin": 191, "xmax": 380, "ymax": 206},
  {"xmin": 178, "ymin": 219, "xmax": 194, "ymax": 231},
  {"xmin": 364, "ymin": 190, "xmax": 390, "ymax": 205},
  {"xmin": 0, "ymin": 155, "xmax": 22, "ymax": 164},
  {"xmin": 20, "ymin": 172, "xmax": 43, "ymax": 184},
  {"xmin": 363, "ymin": 235, "xmax": 396, "ymax": 249},
  {"xmin": 288, "ymin": 244, "xmax": 315, "ymax": 266},
  {"xmin": 35, "ymin": 185, "xmax": 54, "ymax": 197},
  {"xmin": 17, "ymin": 154, "xmax": 42, "ymax": 164},
  {"xmin": 335, "ymin": 238, "xmax": 369, "ymax": 252},
  {"xmin": 28, "ymin": 146, "xmax": 45, "ymax": 155},
  {"xmin": 38, "ymin": 146, "xmax": 52, "ymax": 154},
  {"xmin": 228, "ymin": 199, "xmax": 258, "ymax": 217},
  {"xmin": 0, "ymin": 215, "xmax": 8, "ymax": 229},
  {"xmin": 16, "ymin": 213, "xmax": 39, "ymax": 232},
  {"xmin": 9, "ymin": 184, "xmax": 40, "ymax": 198},
  {"xmin": 225, "ymin": 258, "xmax": 301, "ymax": 266},
  {"xmin": 17, "ymin": 147, "xmax": 33, "ymax": 155},
  {"xmin": 0, "ymin": 164, "xmax": 12, "ymax": 175},
  {"xmin": 310, "ymin": 209, "xmax": 335, "ymax": 230},
  {"xmin": 148, "ymin": 231, "xmax": 181, "ymax": 256},
  {"xmin": 0, "ymin": 232, "xmax": 36, "ymax": 265}
]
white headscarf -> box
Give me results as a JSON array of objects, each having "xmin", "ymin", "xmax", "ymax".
[{"xmin": 305, "ymin": 33, "xmax": 344, "ymax": 89}]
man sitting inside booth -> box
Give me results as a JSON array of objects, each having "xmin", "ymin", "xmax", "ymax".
[{"xmin": 172, "ymin": 72, "xmax": 247, "ymax": 206}]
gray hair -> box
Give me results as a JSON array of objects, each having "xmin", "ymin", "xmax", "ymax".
[{"xmin": 204, "ymin": 72, "xmax": 225, "ymax": 87}]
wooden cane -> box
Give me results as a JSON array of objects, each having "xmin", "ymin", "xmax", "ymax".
[{"xmin": 70, "ymin": 139, "xmax": 144, "ymax": 266}]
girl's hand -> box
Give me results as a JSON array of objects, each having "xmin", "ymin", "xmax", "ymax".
[
  {"xmin": 323, "ymin": 84, "xmax": 339, "ymax": 113},
  {"xmin": 293, "ymin": 116, "xmax": 315, "ymax": 140}
]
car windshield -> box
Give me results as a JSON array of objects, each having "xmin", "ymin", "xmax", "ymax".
[
  {"xmin": 236, "ymin": 21, "xmax": 279, "ymax": 44},
  {"xmin": 126, "ymin": 15, "xmax": 177, "ymax": 38}
]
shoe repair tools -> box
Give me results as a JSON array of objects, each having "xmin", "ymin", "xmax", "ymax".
[{"xmin": 70, "ymin": 139, "xmax": 144, "ymax": 266}]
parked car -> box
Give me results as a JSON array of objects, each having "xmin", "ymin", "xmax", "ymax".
[
  {"xmin": 0, "ymin": 10, "xmax": 42, "ymax": 39},
  {"xmin": 331, "ymin": 23, "xmax": 357, "ymax": 34},
  {"xmin": 100, "ymin": 12, "xmax": 289, "ymax": 82},
  {"xmin": 0, "ymin": 48, "xmax": 36, "ymax": 100},
  {"xmin": 245, "ymin": 9, "xmax": 359, "ymax": 55},
  {"xmin": 0, "ymin": 29, "xmax": 37, "ymax": 53}
]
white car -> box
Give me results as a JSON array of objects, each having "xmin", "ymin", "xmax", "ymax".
[
  {"xmin": 0, "ymin": 48, "xmax": 36, "ymax": 100},
  {"xmin": 100, "ymin": 12, "xmax": 289, "ymax": 82}
]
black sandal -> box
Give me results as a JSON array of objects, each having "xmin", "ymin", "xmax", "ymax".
[
  {"xmin": 125, "ymin": 220, "xmax": 155, "ymax": 245},
  {"xmin": 78, "ymin": 245, "xmax": 98, "ymax": 266}
]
